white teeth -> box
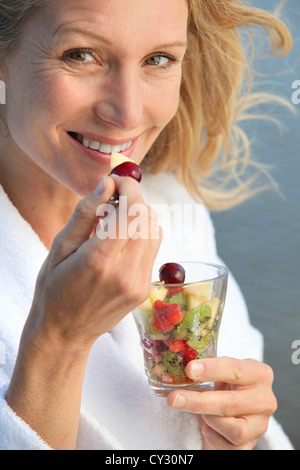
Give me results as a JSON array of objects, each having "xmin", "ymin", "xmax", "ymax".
[
  {"xmin": 83, "ymin": 137, "xmax": 90, "ymax": 148},
  {"xmin": 89, "ymin": 140, "xmax": 100, "ymax": 151},
  {"xmin": 99, "ymin": 143, "xmax": 111, "ymax": 154},
  {"xmin": 77, "ymin": 133, "xmax": 132, "ymax": 154},
  {"xmin": 121, "ymin": 142, "xmax": 129, "ymax": 151}
]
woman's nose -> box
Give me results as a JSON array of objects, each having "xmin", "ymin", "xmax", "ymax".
[{"xmin": 93, "ymin": 68, "xmax": 142, "ymax": 131}]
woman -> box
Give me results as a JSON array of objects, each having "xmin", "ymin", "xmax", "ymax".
[{"xmin": 0, "ymin": 0, "xmax": 294, "ymax": 450}]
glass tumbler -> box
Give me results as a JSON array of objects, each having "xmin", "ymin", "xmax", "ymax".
[{"xmin": 133, "ymin": 262, "xmax": 228, "ymax": 397}]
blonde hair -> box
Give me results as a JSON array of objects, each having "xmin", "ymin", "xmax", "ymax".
[
  {"xmin": 143, "ymin": 0, "xmax": 293, "ymax": 210},
  {"xmin": 0, "ymin": 1, "xmax": 293, "ymax": 210}
]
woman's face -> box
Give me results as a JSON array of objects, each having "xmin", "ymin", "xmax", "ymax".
[{"xmin": 2, "ymin": 0, "xmax": 188, "ymax": 195}]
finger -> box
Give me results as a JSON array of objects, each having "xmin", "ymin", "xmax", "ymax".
[
  {"xmin": 201, "ymin": 424, "xmax": 258, "ymax": 451},
  {"xmin": 110, "ymin": 173, "xmax": 146, "ymax": 207},
  {"xmin": 201, "ymin": 414, "xmax": 269, "ymax": 447},
  {"xmin": 91, "ymin": 176, "xmax": 148, "ymax": 256},
  {"xmin": 126, "ymin": 203, "xmax": 161, "ymax": 242},
  {"xmin": 167, "ymin": 388, "xmax": 265, "ymax": 416},
  {"xmin": 50, "ymin": 177, "xmax": 116, "ymax": 264},
  {"xmin": 185, "ymin": 357, "xmax": 274, "ymax": 388},
  {"xmin": 198, "ymin": 415, "xmax": 258, "ymax": 450},
  {"xmin": 133, "ymin": 223, "xmax": 163, "ymax": 289},
  {"xmin": 119, "ymin": 208, "xmax": 162, "ymax": 305},
  {"xmin": 103, "ymin": 207, "xmax": 162, "ymax": 302}
]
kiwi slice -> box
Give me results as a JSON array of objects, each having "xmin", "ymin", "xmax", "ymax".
[
  {"xmin": 187, "ymin": 335, "xmax": 209, "ymax": 351},
  {"xmin": 182, "ymin": 304, "xmax": 212, "ymax": 332},
  {"xmin": 171, "ymin": 322, "xmax": 191, "ymax": 340},
  {"xmin": 166, "ymin": 362, "xmax": 186, "ymax": 378},
  {"xmin": 166, "ymin": 292, "xmax": 187, "ymax": 311},
  {"xmin": 163, "ymin": 350, "xmax": 182, "ymax": 365}
]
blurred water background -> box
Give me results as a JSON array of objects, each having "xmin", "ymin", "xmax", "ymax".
[{"xmin": 210, "ymin": 0, "xmax": 300, "ymax": 449}]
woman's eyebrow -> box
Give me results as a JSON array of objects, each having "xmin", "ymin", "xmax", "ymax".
[
  {"xmin": 52, "ymin": 24, "xmax": 113, "ymax": 45},
  {"xmin": 150, "ymin": 41, "xmax": 187, "ymax": 50}
]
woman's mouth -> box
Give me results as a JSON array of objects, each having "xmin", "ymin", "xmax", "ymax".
[{"xmin": 68, "ymin": 132, "xmax": 133, "ymax": 154}]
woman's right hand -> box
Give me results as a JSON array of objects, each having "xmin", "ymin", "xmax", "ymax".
[
  {"xmin": 5, "ymin": 174, "xmax": 162, "ymax": 449},
  {"xmin": 25, "ymin": 174, "xmax": 162, "ymax": 351}
]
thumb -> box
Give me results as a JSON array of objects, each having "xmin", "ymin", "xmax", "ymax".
[{"xmin": 50, "ymin": 177, "xmax": 116, "ymax": 264}]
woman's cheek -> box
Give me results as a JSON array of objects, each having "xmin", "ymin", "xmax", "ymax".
[
  {"xmin": 149, "ymin": 78, "xmax": 182, "ymax": 127},
  {"xmin": 28, "ymin": 74, "xmax": 84, "ymax": 124}
]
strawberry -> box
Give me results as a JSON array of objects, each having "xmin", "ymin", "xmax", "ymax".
[
  {"xmin": 183, "ymin": 346, "xmax": 197, "ymax": 366},
  {"xmin": 163, "ymin": 339, "xmax": 187, "ymax": 353},
  {"xmin": 153, "ymin": 300, "xmax": 183, "ymax": 332}
]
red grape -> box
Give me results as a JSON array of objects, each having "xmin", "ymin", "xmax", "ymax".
[
  {"xmin": 159, "ymin": 263, "xmax": 185, "ymax": 285},
  {"xmin": 111, "ymin": 161, "xmax": 142, "ymax": 183}
]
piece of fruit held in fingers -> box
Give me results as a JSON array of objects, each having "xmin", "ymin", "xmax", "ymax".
[{"xmin": 109, "ymin": 151, "xmax": 142, "ymax": 206}]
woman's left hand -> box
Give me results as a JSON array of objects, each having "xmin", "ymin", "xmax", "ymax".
[{"xmin": 166, "ymin": 357, "xmax": 277, "ymax": 450}]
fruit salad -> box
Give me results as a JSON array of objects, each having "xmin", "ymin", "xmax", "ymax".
[{"xmin": 133, "ymin": 263, "xmax": 223, "ymax": 388}]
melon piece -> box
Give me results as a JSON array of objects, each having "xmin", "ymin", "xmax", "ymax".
[
  {"xmin": 149, "ymin": 285, "xmax": 168, "ymax": 304},
  {"xmin": 184, "ymin": 284, "xmax": 212, "ymax": 310},
  {"xmin": 137, "ymin": 297, "xmax": 154, "ymax": 327},
  {"xmin": 186, "ymin": 294, "xmax": 207, "ymax": 310},
  {"xmin": 110, "ymin": 151, "xmax": 135, "ymax": 172},
  {"xmin": 184, "ymin": 284, "xmax": 211, "ymax": 297},
  {"xmin": 139, "ymin": 297, "xmax": 153, "ymax": 312},
  {"xmin": 205, "ymin": 297, "xmax": 220, "ymax": 327}
]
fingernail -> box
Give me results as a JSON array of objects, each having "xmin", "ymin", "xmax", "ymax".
[
  {"xmin": 171, "ymin": 394, "xmax": 187, "ymax": 409},
  {"xmin": 94, "ymin": 177, "xmax": 106, "ymax": 196},
  {"xmin": 190, "ymin": 361, "xmax": 204, "ymax": 379}
]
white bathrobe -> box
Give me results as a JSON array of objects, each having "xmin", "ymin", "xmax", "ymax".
[{"xmin": 0, "ymin": 172, "xmax": 294, "ymax": 450}]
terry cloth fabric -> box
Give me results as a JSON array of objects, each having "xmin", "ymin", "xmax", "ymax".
[{"xmin": 0, "ymin": 172, "xmax": 294, "ymax": 450}]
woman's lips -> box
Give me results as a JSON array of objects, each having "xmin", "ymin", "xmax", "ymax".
[{"xmin": 67, "ymin": 131, "xmax": 137, "ymax": 165}]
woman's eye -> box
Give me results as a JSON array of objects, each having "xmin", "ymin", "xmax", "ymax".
[
  {"xmin": 65, "ymin": 49, "xmax": 97, "ymax": 64},
  {"xmin": 145, "ymin": 55, "xmax": 173, "ymax": 67}
]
